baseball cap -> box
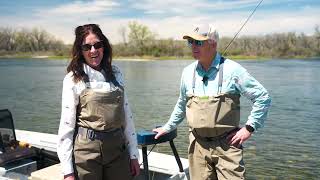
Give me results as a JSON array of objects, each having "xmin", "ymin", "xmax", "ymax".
[{"xmin": 183, "ymin": 24, "xmax": 219, "ymax": 42}]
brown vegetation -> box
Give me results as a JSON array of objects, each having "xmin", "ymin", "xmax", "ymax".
[{"xmin": 1, "ymin": 22, "xmax": 319, "ymax": 59}]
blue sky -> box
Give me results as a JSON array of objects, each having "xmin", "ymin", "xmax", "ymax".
[{"xmin": 0, "ymin": 0, "xmax": 319, "ymax": 44}]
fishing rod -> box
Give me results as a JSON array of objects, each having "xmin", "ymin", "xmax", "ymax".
[{"xmin": 222, "ymin": 0, "xmax": 264, "ymax": 56}]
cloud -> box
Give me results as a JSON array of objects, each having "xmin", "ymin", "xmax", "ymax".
[
  {"xmin": 129, "ymin": 0, "xmax": 273, "ymax": 15},
  {"xmin": 38, "ymin": 0, "xmax": 119, "ymax": 15},
  {"xmin": 0, "ymin": 0, "xmax": 318, "ymax": 44},
  {"xmin": 128, "ymin": 6, "xmax": 319, "ymax": 42}
]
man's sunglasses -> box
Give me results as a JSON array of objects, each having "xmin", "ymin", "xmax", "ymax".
[
  {"xmin": 187, "ymin": 39, "xmax": 204, "ymax": 47},
  {"xmin": 81, "ymin": 41, "xmax": 103, "ymax": 51}
]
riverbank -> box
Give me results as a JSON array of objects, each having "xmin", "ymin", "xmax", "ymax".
[{"xmin": 0, "ymin": 54, "xmax": 318, "ymax": 61}]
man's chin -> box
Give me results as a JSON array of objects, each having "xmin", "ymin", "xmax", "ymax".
[{"xmin": 192, "ymin": 54, "xmax": 200, "ymax": 59}]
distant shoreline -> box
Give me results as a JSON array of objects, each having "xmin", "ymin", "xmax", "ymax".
[{"xmin": 0, "ymin": 54, "xmax": 318, "ymax": 61}]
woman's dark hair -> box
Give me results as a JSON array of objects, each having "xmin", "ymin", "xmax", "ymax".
[{"xmin": 67, "ymin": 24, "xmax": 113, "ymax": 82}]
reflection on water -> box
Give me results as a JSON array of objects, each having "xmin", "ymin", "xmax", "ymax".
[{"xmin": 0, "ymin": 58, "xmax": 319, "ymax": 179}]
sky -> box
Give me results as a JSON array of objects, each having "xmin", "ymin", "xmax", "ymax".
[{"xmin": 0, "ymin": 0, "xmax": 319, "ymax": 44}]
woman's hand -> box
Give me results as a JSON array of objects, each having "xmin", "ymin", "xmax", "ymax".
[
  {"xmin": 130, "ymin": 158, "xmax": 140, "ymax": 176},
  {"xmin": 64, "ymin": 173, "xmax": 75, "ymax": 180}
]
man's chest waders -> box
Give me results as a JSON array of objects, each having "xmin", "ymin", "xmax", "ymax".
[
  {"xmin": 186, "ymin": 57, "xmax": 240, "ymax": 138},
  {"xmin": 187, "ymin": 57, "xmax": 245, "ymax": 180}
]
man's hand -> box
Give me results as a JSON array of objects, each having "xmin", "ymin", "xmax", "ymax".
[
  {"xmin": 152, "ymin": 127, "xmax": 167, "ymax": 139},
  {"xmin": 130, "ymin": 158, "xmax": 140, "ymax": 176},
  {"xmin": 227, "ymin": 127, "xmax": 252, "ymax": 148}
]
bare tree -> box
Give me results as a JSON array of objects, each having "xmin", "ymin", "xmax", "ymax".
[
  {"xmin": 0, "ymin": 27, "xmax": 15, "ymax": 51},
  {"xmin": 315, "ymin": 25, "xmax": 320, "ymax": 52},
  {"xmin": 128, "ymin": 21, "xmax": 156, "ymax": 55},
  {"xmin": 118, "ymin": 25, "xmax": 127, "ymax": 45}
]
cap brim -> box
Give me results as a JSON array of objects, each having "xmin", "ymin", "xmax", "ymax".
[{"xmin": 183, "ymin": 33, "xmax": 209, "ymax": 41}]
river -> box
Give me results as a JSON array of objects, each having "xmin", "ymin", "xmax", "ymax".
[{"xmin": 0, "ymin": 58, "xmax": 319, "ymax": 179}]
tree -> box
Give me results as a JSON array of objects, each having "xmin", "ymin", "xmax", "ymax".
[
  {"xmin": 15, "ymin": 28, "xmax": 34, "ymax": 52},
  {"xmin": 0, "ymin": 26, "xmax": 67, "ymax": 55},
  {"xmin": 30, "ymin": 28, "xmax": 48, "ymax": 51},
  {"xmin": 315, "ymin": 25, "xmax": 320, "ymax": 54},
  {"xmin": 128, "ymin": 21, "xmax": 156, "ymax": 55},
  {"xmin": 118, "ymin": 25, "xmax": 127, "ymax": 45},
  {"xmin": 0, "ymin": 27, "xmax": 15, "ymax": 51}
]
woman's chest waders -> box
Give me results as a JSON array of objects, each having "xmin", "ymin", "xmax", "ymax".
[
  {"xmin": 73, "ymin": 76, "xmax": 132, "ymax": 180},
  {"xmin": 76, "ymin": 76, "xmax": 125, "ymax": 131}
]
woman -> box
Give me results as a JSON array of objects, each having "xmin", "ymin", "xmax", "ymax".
[{"xmin": 57, "ymin": 24, "xmax": 140, "ymax": 180}]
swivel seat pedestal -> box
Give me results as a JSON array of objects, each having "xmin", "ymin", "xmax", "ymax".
[{"xmin": 137, "ymin": 129, "xmax": 183, "ymax": 180}]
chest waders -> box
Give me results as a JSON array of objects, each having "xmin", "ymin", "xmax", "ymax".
[
  {"xmin": 186, "ymin": 57, "xmax": 240, "ymax": 138},
  {"xmin": 187, "ymin": 57, "xmax": 245, "ymax": 180},
  {"xmin": 73, "ymin": 75, "xmax": 132, "ymax": 180}
]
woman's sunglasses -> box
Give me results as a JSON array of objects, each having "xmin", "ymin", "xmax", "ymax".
[
  {"xmin": 81, "ymin": 41, "xmax": 103, "ymax": 51},
  {"xmin": 187, "ymin": 39, "xmax": 204, "ymax": 47}
]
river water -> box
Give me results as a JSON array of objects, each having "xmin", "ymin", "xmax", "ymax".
[{"xmin": 0, "ymin": 58, "xmax": 319, "ymax": 179}]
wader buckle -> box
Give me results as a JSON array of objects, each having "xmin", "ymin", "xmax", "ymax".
[{"xmin": 86, "ymin": 129, "xmax": 96, "ymax": 140}]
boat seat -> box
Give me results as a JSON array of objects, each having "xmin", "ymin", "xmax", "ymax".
[
  {"xmin": 137, "ymin": 129, "xmax": 184, "ymax": 180},
  {"xmin": 0, "ymin": 109, "xmax": 36, "ymax": 166},
  {"xmin": 29, "ymin": 163, "xmax": 63, "ymax": 180}
]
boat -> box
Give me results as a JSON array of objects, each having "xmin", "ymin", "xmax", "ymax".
[{"xmin": 0, "ymin": 109, "xmax": 190, "ymax": 180}]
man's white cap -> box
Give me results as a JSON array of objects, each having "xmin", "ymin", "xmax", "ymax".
[{"xmin": 183, "ymin": 24, "xmax": 219, "ymax": 42}]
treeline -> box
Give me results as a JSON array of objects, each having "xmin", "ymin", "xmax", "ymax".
[
  {"xmin": 220, "ymin": 32, "xmax": 320, "ymax": 57},
  {"xmin": 114, "ymin": 22, "xmax": 320, "ymax": 58},
  {"xmin": 113, "ymin": 22, "xmax": 189, "ymax": 57},
  {"xmin": 0, "ymin": 27, "xmax": 67, "ymax": 57},
  {"xmin": 1, "ymin": 22, "xmax": 319, "ymax": 59}
]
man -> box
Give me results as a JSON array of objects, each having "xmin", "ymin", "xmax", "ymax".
[{"xmin": 153, "ymin": 24, "xmax": 271, "ymax": 180}]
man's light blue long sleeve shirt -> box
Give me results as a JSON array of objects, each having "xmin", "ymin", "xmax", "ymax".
[{"xmin": 162, "ymin": 53, "xmax": 271, "ymax": 132}]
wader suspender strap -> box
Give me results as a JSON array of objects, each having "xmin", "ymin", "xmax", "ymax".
[
  {"xmin": 217, "ymin": 57, "xmax": 225, "ymax": 94},
  {"xmin": 192, "ymin": 57, "xmax": 225, "ymax": 94},
  {"xmin": 110, "ymin": 75, "xmax": 121, "ymax": 88},
  {"xmin": 192, "ymin": 67, "xmax": 196, "ymax": 94}
]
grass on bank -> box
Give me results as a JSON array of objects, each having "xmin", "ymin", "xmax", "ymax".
[{"xmin": 0, "ymin": 53, "xmax": 318, "ymax": 61}]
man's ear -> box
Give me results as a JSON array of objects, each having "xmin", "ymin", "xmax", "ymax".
[{"xmin": 208, "ymin": 39, "xmax": 217, "ymax": 48}]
